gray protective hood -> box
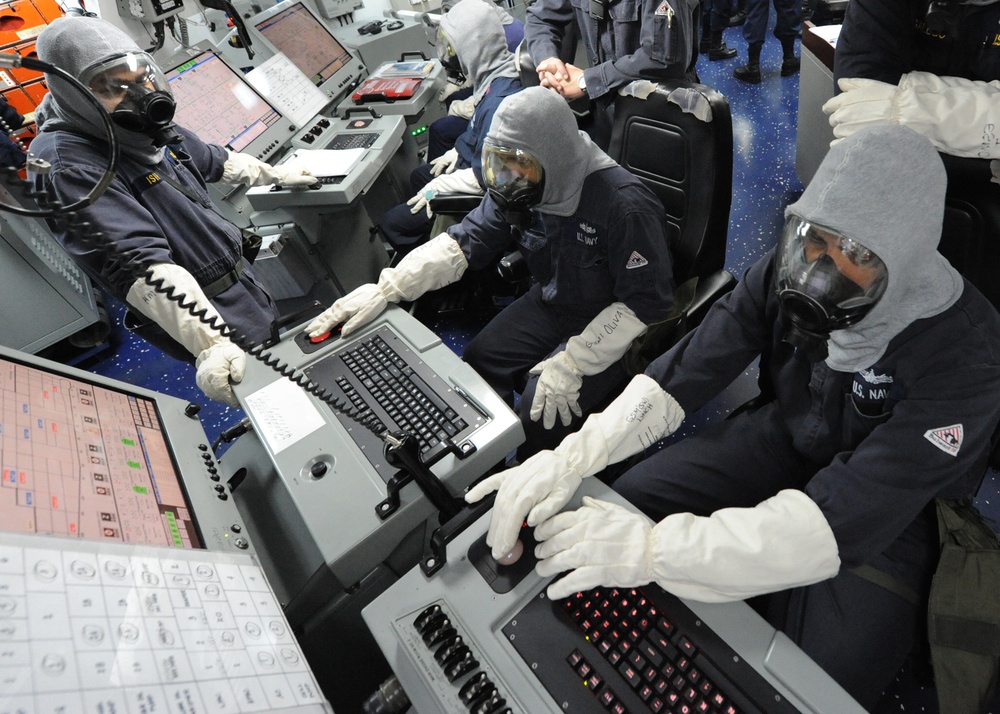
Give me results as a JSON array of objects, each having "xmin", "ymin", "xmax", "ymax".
[
  {"xmin": 441, "ymin": 0, "xmax": 517, "ymax": 24},
  {"xmin": 485, "ymin": 86, "xmax": 617, "ymax": 217},
  {"xmin": 35, "ymin": 16, "xmax": 166, "ymax": 164},
  {"xmin": 785, "ymin": 125, "xmax": 963, "ymax": 372},
  {"xmin": 441, "ymin": 0, "xmax": 519, "ymax": 105}
]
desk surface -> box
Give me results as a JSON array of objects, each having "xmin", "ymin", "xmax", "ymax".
[{"xmin": 802, "ymin": 22, "xmax": 839, "ymax": 72}]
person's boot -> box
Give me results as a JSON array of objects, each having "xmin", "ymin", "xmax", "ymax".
[
  {"xmin": 708, "ymin": 30, "xmax": 737, "ymax": 60},
  {"xmin": 780, "ymin": 56, "xmax": 801, "ymax": 75},
  {"xmin": 728, "ymin": 0, "xmax": 748, "ymax": 25},
  {"xmin": 780, "ymin": 37, "xmax": 800, "ymax": 76},
  {"xmin": 733, "ymin": 42, "xmax": 762, "ymax": 83}
]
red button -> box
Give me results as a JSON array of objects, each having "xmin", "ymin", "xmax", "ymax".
[{"xmin": 309, "ymin": 331, "xmax": 331, "ymax": 343}]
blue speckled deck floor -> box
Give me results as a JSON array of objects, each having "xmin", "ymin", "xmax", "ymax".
[{"xmin": 58, "ymin": 23, "xmax": 1000, "ymax": 713}]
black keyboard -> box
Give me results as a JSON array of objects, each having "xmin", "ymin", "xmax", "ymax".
[
  {"xmin": 325, "ymin": 131, "xmax": 380, "ymax": 150},
  {"xmin": 303, "ymin": 326, "xmax": 488, "ymax": 482},
  {"xmin": 503, "ymin": 585, "xmax": 802, "ymax": 714}
]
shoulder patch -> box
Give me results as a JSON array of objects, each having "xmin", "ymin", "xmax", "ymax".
[
  {"xmin": 626, "ymin": 251, "xmax": 648, "ymax": 269},
  {"xmin": 924, "ymin": 424, "xmax": 964, "ymax": 457}
]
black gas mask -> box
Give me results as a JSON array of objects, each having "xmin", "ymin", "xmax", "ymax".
[
  {"xmin": 923, "ymin": 0, "xmax": 961, "ymax": 35},
  {"xmin": 436, "ymin": 28, "xmax": 466, "ymax": 84},
  {"xmin": 774, "ymin": 216, "xmax": 888, "ymax": 361},
  {"xmin": 482, "ymin": 141, "xmax": 545, "ymax": 230},
  {"xmin": 84, "ymin": 52, "xmax": 181, "ymax": 147}
]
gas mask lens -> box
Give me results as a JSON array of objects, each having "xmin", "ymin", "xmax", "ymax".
[
  {"xmin": 436, "ymin": 28, "xmax": 465, "ymax": 83},
  {"xmin": 83, "ymin": 52, "xmax": 177, "ymax": 139},
  {"xmin": 775, "ymin": 216, "xmax": 888, "ymax": 358}
]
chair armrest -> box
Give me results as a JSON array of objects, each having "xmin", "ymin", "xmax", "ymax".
[
  {"xmin": 687, "ymin": 270, "xmax": 736, "ymax": 328},
  {"xmin": 496, "ymin": 249, "xmax": 529, "ymax": 283},
  {"xmin": 428, "ymin": 192, "xmax": 484, "ymax": 215}
]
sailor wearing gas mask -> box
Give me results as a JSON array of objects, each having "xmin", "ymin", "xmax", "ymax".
[
  {"xmin": 307, "ymin": 87, "xmax": 675, "ymax": 458},
  {"xmin": 826, "ymin": 0, "xmax": 1000, "ymax": 161},
  {"xmin": 29, "ymin": 17, "xmax": 317, "ymax": 407},
  {"xmin": 379, "ymin": 0, "xmax": 523, "ymax": 254},
  {"xmin": 466, "ymin": 125, "xmax": 1000, "ymax": 708}
]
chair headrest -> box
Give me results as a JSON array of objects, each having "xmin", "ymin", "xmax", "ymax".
[{"xmin": 514, "ymin": 39, "xmax": 540, "ymax": 88}]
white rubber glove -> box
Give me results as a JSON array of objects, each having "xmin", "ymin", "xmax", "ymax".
[
  {"xmin": 466, "ymin": 374, "xmax": 684, "ymax": 560},
  {"xmin": 438, "ymin": 76, "xmax": 472, "ymax": 103},
  {"xmin": 305, "ymin": 233, "xmax": 469, "ymax": 338},
  {"xmin": 530, "ymin": 303, "xmax": 647, "ymax": 429},
  {"xmin": 438, "ymin": 80, "xmax": 466, "ymax": 103},
  {"xmin": 126, "ymin": 263, "xmax": 245, "ymax": 407},
  {"xmin": 406, "ymin": 168, "xmax": 483, "ymax": 218},
  {"xmin": 195, "ymin": 343, "xmax": 246, "ymax": 408},
  {"xmin": 535, "ymin": 490, "xmax": 841, "ymax": 602},
  {"xmin": 824, "ymin": 73, "xmax": 1000, "ymax": 159},
  {"xmin": 221, "ymin": 150, "xmax": 319, "ymax": 187},
  {"xmin": 447, "ymin": 94, "xmax": 475, "ymax": 119},
  {"xmin": 429, "ymin": 148, "xmax": 460, "ymax": 176}
]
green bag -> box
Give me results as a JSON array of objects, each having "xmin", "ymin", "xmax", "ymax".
[{"xmin": 927, "ymin": 498, "xmax": 1000, "ymax": 714}]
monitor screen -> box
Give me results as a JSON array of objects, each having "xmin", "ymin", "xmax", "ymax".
[
  {"xmin": 251, "ymin": 0, "xmax": 361, "ymax": 99},
  {"xmin": 0, "ymin": 353, "xmax": 203, "ymax": 548},
  {"xmin": 163, "ymin": 49, "xmax": 287, "ymax": 154}
]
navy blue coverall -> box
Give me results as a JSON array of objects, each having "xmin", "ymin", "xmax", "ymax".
[
  {"xmin": 30, "ymin": 126, "xmax": 278, "ymax": 359},
  {"xmin": 453, "ymin": 165, "xmax": 675, "ymax": 457},
  {"xmin": 614, "ymin": 251, "xmax": 1000, "ymax": 708}
]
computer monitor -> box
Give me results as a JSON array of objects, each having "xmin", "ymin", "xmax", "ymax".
[
  {"xmin": 161, "ymin": 46, "xmax": 297, "ymax": 162},
  {"xmin": 0, "ymin": 345, "xmax": 253, "ymax": 554},
  {"xmin": 248, "ymin": 0, "xmax": 365, "ymax": 102}
]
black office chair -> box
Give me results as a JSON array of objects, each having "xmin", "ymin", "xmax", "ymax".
[
  {"xmin": 935, "ymin": 154, "xmax": 1000, "ymax": 473},
  {"xmin": 605, "ymin": 80, "xmax": 737, "ymax": 371}
]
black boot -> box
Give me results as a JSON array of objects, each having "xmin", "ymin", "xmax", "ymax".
[
  {"xmin": 733, "ymin": 43, "xmax": 762, "ymax": 83},
  {"xmin": 708, "ymin": 30, "xmax": 737, "ymax": 60},
  {"xmin": 780, "ymin": 37, "xmax": 800, "ymax": 75}
]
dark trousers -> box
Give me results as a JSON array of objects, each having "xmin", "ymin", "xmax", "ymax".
[
  {"xmin": 702, "ymin": 0, "xmax": 733, "ymax": 33},
  {"xmin": 428, "ymin": 86, "xmax": 473, "ymax": 160},
  {"xmin": 379, "ymin": 164, "xmax": 436, "ymax": 252},
  {"xmin": 741, "ymin": 0, "xmax": 801, "ymax": 46},
  {"xmin": 463, "ymin": 284, "xmax": 628, "ymax": 459},
  {"xmin": 612, "ymin": 402, "xmax": 934, "ymax": 710}
]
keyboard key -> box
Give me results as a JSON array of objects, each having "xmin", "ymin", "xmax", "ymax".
[{"xmin": 617, "ymin": 661, "xmax": 641, "ymax": 688}]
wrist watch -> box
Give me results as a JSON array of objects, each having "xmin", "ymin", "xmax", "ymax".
[{"xmin": 577, "ymin": 74, "xmax": 587, "ymax": 94}]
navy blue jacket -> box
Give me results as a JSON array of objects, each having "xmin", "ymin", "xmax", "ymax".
[
  {"xmin": 448, "ymin": 165, "xmax": 675, "ymax": 325},
  {"xmin": 29, "ymin": 126, "xmax": 277, "ymax": 346},
  {"xmin": 525, "ymin": 0, "xmax": 700, "ymax": 101},
  {"xmin": 646, "ymin": 251, "xmax": 1000, "ymax": 569},
  {"xmin": 0, "ymin": 96, "xmax": 24, "ymax": 168},
  {"xmin": 835, "ymin": 0, "xmax": 1000, "ymax": 85}
]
